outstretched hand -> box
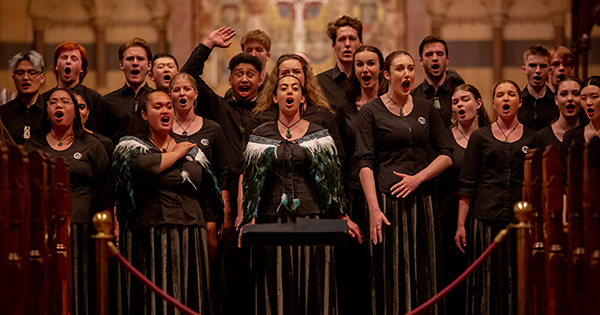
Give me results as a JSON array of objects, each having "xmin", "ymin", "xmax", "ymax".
[{"xmin": 204, "ymin": 27, "xmax": 236, "ymax": 49}]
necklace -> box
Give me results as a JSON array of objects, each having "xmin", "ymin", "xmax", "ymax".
[
  {"xmin": 175, "ymin": 115, "xmax": 196, "ymax": 137},
  {"xmin": 590, "ymin": 122, "xmax": 600, "ymax": 138},
  {"xmin": 456, "ymin": 126, "xmax": 470, "ymax": 142},
  {"xmin": 150, "ymin": 136, "xmax": 172, "ymax": 152},
  {"xmin": 387, "ymin": 93, "xmax": 404, "ymax": 117},
  {"xmin": 278, "ymin": 119, "xmax": 302, "ymax": 139},
  {"xmin": 497, "ymin": 121, "xmax": 518, "ymax": 143},
  {"xmin": 50, "ymin": 131, "xmax": 72, "ymax": 147},
  {"xmin": 557, "ymin": 119, "xmax": 569, "ymax": 133}
]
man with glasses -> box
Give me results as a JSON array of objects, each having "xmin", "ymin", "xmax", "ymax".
[{"xmin": 1, "ymin": 50, "xmax": 46, "ymax": 144}]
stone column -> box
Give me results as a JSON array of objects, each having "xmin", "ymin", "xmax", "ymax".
[
  {"xmin": 383, "ymin": 0, "xmax": 406, "ymax": 53},
  {"xmin": 491, "ymin": 15, "xmax": 505, "ymax": 82},
  {"xmin": 145, "ymin": 0, "xmax": 171, "ymax": 53},
  {"xmin": 428, "ymin": 0, "xmax": 455, "ymax": 36},
  {"xmin": 152, "ymin": 17, "xmax": 169, "ymax": 53},
  {"xmin": 482, "ymin": 0, "xmax": 512, "ymax": 82},
  {"xmin": 543, "ymin": 0, "xmax": 568, "ymax": 47},
  {"xmin": 83, "ymin": 0, "xmax": 117, "ymax": 89},
  {"xmin": 31, "ymin": 17, "xmax": 48, "ymax": 56},
  {"xmin": 91, "ymin": 18, "xmax": 109, "ymax": 88}
]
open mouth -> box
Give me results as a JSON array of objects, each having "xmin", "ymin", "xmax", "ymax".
[
  {"xmin": 502, "ymin": 104, "xmax": 511, "ymax": 111},
  {"xmin": 533, "ymin": 75, "xmax": 542, "ymax": 83},
  {"xmin": 179, "ymin": 98, "xmax": 187, "ymax": 105},
  {"xmin": 238, "ymin": 86, "xmax": 250, "ymax": 98},
  {"xmin": 164, "ymin": 75, "xmax": 171, "ymax": 82},
  {"xmin": 362, "ymin": 75, "xmax": 372, "ymax": 85},
  {"xmin": 131, "ymin": 70, "xmax": 141, "ymax": 76},
  {"xmin": 55, "ymin": 112, "xmax": 64, "ymax": 119},
  {"xmin": 432, "ymin": 64, "xmax": 440, "ymax": 70},
  {"xmin": 285, "ymin": 98, "xmax": 294, "ymax": 106},
  {"xmin": 343, "ymin": 50, "xmax": 353, "ymax": 56},
  {"xmin": 458, "ymin": 109, "xmax": 466, "ymax": 118},
  {"xmin": 557, "ymin": 74, "xmax": 566, "ymax": 81},
  {"xmin": 566, "ymin": 104, "xmax": 576, "ymax": 113},
  {"xmin": 161, "ymin": 116, "xmax": 170, "ymax": 124},
  {"xmin": 588, "ymin": 108, "xmax": 595, "ymax": 114},
  {"xmin": 22, "ymin": 83, "xmax": 31, "ymax": 89},
  {"xmin": 65, "ymin": 67, "xmax": 71, "ymax": 75},
  {"xmin": 402, "ymin": 80, "xmax": 411, "ymax": 92}
]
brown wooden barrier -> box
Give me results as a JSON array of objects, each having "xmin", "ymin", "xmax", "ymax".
[
  {"xmin": 0, "ymin": 143, "xmax": 72, "ymax": 314},
  {"xmin": 521, "ymin": 138, "xmax": 600, "ymax": 315}
]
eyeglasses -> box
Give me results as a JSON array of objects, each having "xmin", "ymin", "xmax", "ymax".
[
  {"xmin": 13, "ymin": 69, "xmax": 42, "ymax": 78},
  {"xmin": 47, "ymin": 97, "xmax": 74, "ymax": 107}
]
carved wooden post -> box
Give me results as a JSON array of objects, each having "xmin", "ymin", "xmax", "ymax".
[
  {"xmin": 583, "ymin": 137, "xmax": 600, "ymax": 313},
  {"xmin": 51, "ymin": 157, "xmax": 72, "ymax": 315},
  {"xmin": 4, "ymin": 145, "xmax": 32, "ymax": 315},
  {"xmin": 524, "ymin": 148, "xmax": 545, "ymax": 315},
  {"xmin": 566, "ymin": 141, "xmax": 584, "ymax": 315},
  {"xmin": 0, "ymin": 142, "xmax": 10, "ymax": 312},
  {"xmin": 514, "ymin": 201, "xmax": 533, "ymax": 315},
  {"xmin": 542, "ymin": 146, "xmax": 567, "ymax": 315},
  {"xmin": 29, "ymin": 151, "xmax": 50, "ymax": 315}
]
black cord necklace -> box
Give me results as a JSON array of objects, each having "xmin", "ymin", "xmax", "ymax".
[
  {"xmin": 278, "ymin": 119, "xmax": 302, "ymax": 139},
  {"xmin": 175, "ymin": 115, "xmax": 196, "ymax": 137},
  {"xmin": 497, "ymin": 121, "xmax": 518, "ymax": 143}
]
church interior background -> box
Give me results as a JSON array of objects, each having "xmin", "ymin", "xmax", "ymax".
[{"xmin": 1, "ymin": 0, "xmax": 599, "ymax": 117}]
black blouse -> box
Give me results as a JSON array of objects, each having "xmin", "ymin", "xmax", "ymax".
[
  {"xmin": 560, "ymin": 125, "xmax": 587, "ymax": 184},
  {"xmin": 437, "ymin": 132, "xmax": 466, "ymax": 223},
  {"xmin": 127, "ymin": 138, "xmax": 215, "ymax": 228},
  {"xmin": 355, "ymin": 96, "xmax": 453, "ymax": 193},
  {"xmin": 175, "ymin": 118, "xmax": 230, "ymax": 191},
  {"xmin": 537, "ymin": 124, "xmax": 561, "ymax": 149},
  {"xmin": 251, "ymin": 122, "xmax": 329, "ymax": 217},
  {"xmin": 458, "ymin": 125, "xmax": 544, "ymax": 221},
  {"xmin": 26, "ymin": 133, "xmax": 113, "ymax": 223}
]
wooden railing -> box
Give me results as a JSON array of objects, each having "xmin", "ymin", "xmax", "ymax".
[
  {"xmin": 520, "ymin": 137, "xmax": 600, "ymax": 315},
  {"xmin": 0, "ymin": 143, "xmax": 72, "ymax": 315}
]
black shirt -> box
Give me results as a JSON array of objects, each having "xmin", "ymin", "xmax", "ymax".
[
  {"xmin": 560, "ymin": 124, "xmax": 587, "ymax": 184},
  {"xmin": 26, "ymin": 133, "xmax": 113, "ymax": 223},
  {"xmin": 337, "ymin": 99, "xmax": 362, "ymax": 190},
  {"xmin": 0, "ymin": 95, "xmax": 45, "ymax": 145},
  {"xmin": 92, "ymin": 83, "xmax": 153, "ymax": 145},
  {"xmin": 316, "ymin": 64, "xmax": 347, "ymax": 111},
  {"xmin": 518, "ymin": 87, "xmax": 558, "ymax": 131},
  {"xmin": 250, "ymin": 122, "xmax": 332, "ymax": 217},
  {"xmin": 537, "ymin": 124, "xmax": 561, "ymax": 149},
  {"xmin": 246, "ymin": 102, "xmax": 346, "ymax": 163},
  {"xmin": 41, "ymin": 82, "xmax": 102, "ymax": 129},
  {"xmin": 458, "ymin": 125, "xmax": 544, "ymax": 221},
  {"xmin": 91, "ymin": 132, "xmax": 115, "ymax": 161},
  {"xmin": 437, "ymin": 132, "xmax": 466, "ymax": 227},
  {"xmin": 123, "ymin": 138, "xmax": 215, "ymax": 228},
  {"xmin": 355, "ymin": 97, "xmax": 453, "ymax": 193},
  {"xmin": 180, "ymin": 43, "xmax": 256, "ymax": 194},
  {"xmin": 410, "ymin": 72, "xmax": 465, "ymax": 128},
  {"xmin": 176, "ymin": 118, "xmax": 230, "ymax": 191}
]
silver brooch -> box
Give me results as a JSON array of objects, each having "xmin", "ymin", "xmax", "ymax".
[
  {"xmin": 73, "ymin": 152, "xmax": 82, "ymax": 160},
  {"xmin": 418, "ymin": 117, "xmax": 427, "ymax": 125},
  {"xmin": 201, "ymin": 139, "xmax": 209, "ymax": 146}
]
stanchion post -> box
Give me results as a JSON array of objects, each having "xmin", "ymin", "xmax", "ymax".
[
  {"xmin": 91, "ymin": 211, "xmax": 114, "ymax": 315},
  {"xmin": 514, "ymin": 201, "xmax": 533, "ymax": 315}
]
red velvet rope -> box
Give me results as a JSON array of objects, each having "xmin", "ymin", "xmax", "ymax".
[
  {"xmin": 113, "ymin": 248, "xmax": 201, "ymax": 315},
  {"xmin": 405, "ymin": 240, "xmax": 501, "ymax": 315}
]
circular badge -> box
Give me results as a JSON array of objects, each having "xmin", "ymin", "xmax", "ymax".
[
  {"xmin": 522, "ymin": 146, "xmax": 529, "ymax": 154},
  {"xmin": 186, "ymin": 155, "xmax": 194, "ymax": 162},
  {"xmin": 73, "ymin": 152, "xmax": 82, "ymax": 160},
  {"xmin": 201, "ymin": 139, "xmax": 209, "ymax": 146},
  {"xmin": 418, "ymin": 117, "xmax": 427, "ymax": 125}
]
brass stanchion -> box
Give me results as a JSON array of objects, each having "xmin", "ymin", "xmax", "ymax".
[
  {"xmin": 91, "ymin": 211, "xmax": 114, "ymax": 315},
  {"xmin": 514, "ymin": 201, "xmax": 533, "ymax": 315}
]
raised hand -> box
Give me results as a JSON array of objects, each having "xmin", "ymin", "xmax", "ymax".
[{"xmin": 204, "ymin": 27, "xmax": 237, "ymax": 49}]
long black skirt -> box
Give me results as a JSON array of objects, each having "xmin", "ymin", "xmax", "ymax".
[
  {"xmin": 371, "ymin": 193, "xmax": 443, "ymax": 315},
  {"xmin": 250, "ymin": 215, "xmax": 337, "ymax": 315},
  {"xmin": 72, "ymin": 223, "xmax": 96, "ymax": 315},
  {"xmin": 336, "ymin": 189, "xmax": 372, "ymax": 315},
  {"xmin": 118, "ymin": 224, "xmax": 213, "ymax": 315},
  {"xmin": 465, "ymin": 217, "xmax": 516, "ymax": 315}
]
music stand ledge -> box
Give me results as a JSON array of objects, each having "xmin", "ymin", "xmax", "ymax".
[{"xmin": 240, "ymin": 218, "xmax": 351, "ymax": 247}]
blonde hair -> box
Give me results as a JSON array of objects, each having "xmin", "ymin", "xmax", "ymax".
[{"xmin": 254, "ymin": 54, "xmax": 333, "ymax": 115}]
